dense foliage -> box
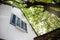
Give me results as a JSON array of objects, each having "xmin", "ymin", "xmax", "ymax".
[
  {"xmin": 22, "ymin": 7, "xmax": 60, "ymax": 35},
  {"xmin": 3, "ymin": 0, "xmax": 60, "ymax": 36}
]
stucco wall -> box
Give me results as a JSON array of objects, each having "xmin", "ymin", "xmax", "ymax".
[{"xmin": 0, "ymin": 4, "xmax": 36, "ymax": 40}]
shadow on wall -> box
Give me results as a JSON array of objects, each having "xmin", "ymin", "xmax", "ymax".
[{"xmin": 0, "ymin": 38, "xmax": 5, "ymax": 40}]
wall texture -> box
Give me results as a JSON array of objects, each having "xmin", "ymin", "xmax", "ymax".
[{"xmin": 0, "ymin": 4, "xmax": 36, "ymax": 40}]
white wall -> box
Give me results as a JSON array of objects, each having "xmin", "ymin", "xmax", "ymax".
[{"xmin": 0, "ymin": 4, "xmax": 36, "ymax": 40}]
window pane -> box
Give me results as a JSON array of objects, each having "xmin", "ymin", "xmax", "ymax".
[
  {"xmin": 23, "ymin": 22, "xmax": 27, "ymax": 31},
  {"xmin": 25, "ymin": 23, "xmax": 27, "ymax": 31},
  {"xmin": 17, "ymin": 17, "xmax": 21, "ymax": 27},
  {"xmin": 21, "ymin": 21, "xmax": 24, "ymax": 28},
  {"xmin": 21, "ymin": 21, "xmax": 27, "ymax": 31},
  {"xmin": 10, "ymin": 14, "xmax": 16, "ymax": 26},
  {"xmin": 12, "ymin": 15, "xmax": 16, "ymax": 24}
]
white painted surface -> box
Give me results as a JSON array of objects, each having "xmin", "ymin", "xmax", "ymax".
[{"xmin": 0, "ymin": 4, "xmax": 36, "ymax": 40}]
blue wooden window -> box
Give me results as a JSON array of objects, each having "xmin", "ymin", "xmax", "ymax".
[{"xmin": 10, "ymin": 14, "xmax": 27, "ymax": 32}]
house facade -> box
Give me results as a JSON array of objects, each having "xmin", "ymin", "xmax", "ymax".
[{"xmin": 0, "ymin": 4, "xmax": 36, "ymax": 40}]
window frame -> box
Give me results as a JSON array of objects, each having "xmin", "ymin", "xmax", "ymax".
[{"xmin": 10, "ymin": 14, "xmax": 27, "ymax": 32}]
